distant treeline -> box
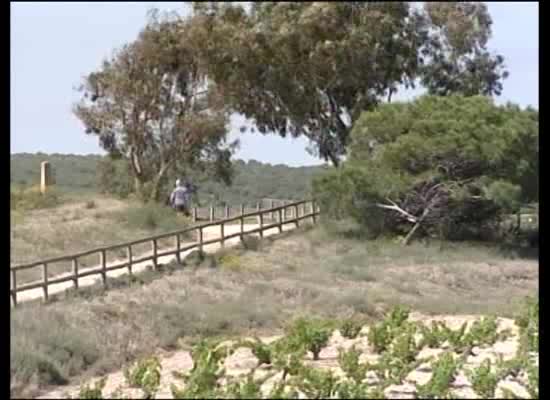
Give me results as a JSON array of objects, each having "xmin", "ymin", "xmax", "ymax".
[{"xmin": 10, "ymin": 153, "xmax": 327, "ymax": 206}]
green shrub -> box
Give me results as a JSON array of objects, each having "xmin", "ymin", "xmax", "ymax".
[
  {"xmin": 415, "ymin": 352, "xmax": 462, "ymax": 399},
  {"xmin": 293, "ymin": 366, "xmax": 338, "ymax": 399},
  {"xmin": 10, "ymin": 186, "xmax": 62, "ymax": 211},
  {"xmin": 338, "ymin": 345, "xmax": 371, "ymax": 384},
  {"xmin": 285, "ymin": 318, "xmax": 331, "ymax": 361},
  {"xmin": 314, "ymin": 96, "xmax": 538, "ymax": 242},
  {"xmin": 76, "ymin": 377, "xmax": 106, "ymax": 399},
  {"xmin": 466, "ymin": 359, "xmax": 499, "ymax": 399},
  {"xmin": 124, "ymin": 356, "xmax": 162, "ymax": 398},
  {"xmin": 340, "ymin": 318, "xmax": 364, "ymax": 339},
  {"xmin": 121, "ymin": 203, "xmax": 188, "ymax": 232},
  {"xmin": 516, "ymin": 296, "xmax": 539, "ymax": 353},
  {"xmin": 238, "ymin": 337, "xmax": 273, "ymax": 367}
]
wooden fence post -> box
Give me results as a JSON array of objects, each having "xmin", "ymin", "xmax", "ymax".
[
  {"xmin": 210, "ymin": 205, "xmax": 215, "ymax": 222},
  {"xmin": 259, "ymin": 212, "xmax": 264, "ymax": 238},
  {"xmin": 152, "ymin": 240, "xmax": 158, "ymax": 270},
  {"xmin": 256, "ymin": 202, "xmax": 261, "ymax": 225},
  {"xmin": 127, "ymin": 245, "xmax": 133, "ymax": 275},
  {"xmin": 225, "ymin": 205, "xmax": 230, "ymax": 219},
  {"xmin": 176, "ymin": 234, "xmax": 181, "ymax": 263},
  {"xmin": 100, "ymin": 250, "xmax": 107, "ymax": 286},
  {"xmin": 198, "ymin": 226, "xmax": 204, "ymax": 252},
  {"xmin": 240, "ymin": 205, "xmax": 244, "ymax": 241},
  {"xmin": 270, "ymin": 200, "xmax": 275, "ymax": 220},
  {"xmin": 11, "ymin": 270, "xmax": 17, "ymax": 307},
  {"xmin": 312, "ymin": 200, "xmax": 317, "ymax": 224},
  {"xmin": 278, "ymin": 208, "xmax": 283, "ymax": 233},
  {"xmin": 294, "ymin": 204, "xmax": 300, "ymax": 227},
  {"xmin": 221, "ymin": 221, "xmax": 225, "ymax": 247},
  {"xmin": 193, "ymin": 207, "xmax": 198, "ymax": 222},
  {"xmin": 72, "ymin": 258, "xmax": 79, "ymax": 290},
  {"xmin": 42, "ymin": 263, "xmax": 49, "ymax": 303}
]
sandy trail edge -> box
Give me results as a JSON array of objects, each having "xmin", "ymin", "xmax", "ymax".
[{"xmin": 13, "ymin": 221, "xmax": 301, "ymax": 304}]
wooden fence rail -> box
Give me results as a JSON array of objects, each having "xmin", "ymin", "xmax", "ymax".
[
  {"xmin": 10, "ymin": 199, "xmax": 320, "ymax": 307},
  {"xmin": 190, "ymin": 198, "xmax": 294, "ymax": 222}
]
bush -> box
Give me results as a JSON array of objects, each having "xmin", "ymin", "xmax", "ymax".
[
  {"xmin": 121, "ymin": 203, "xmax": 188, "ymax": 232},
  {"xmin": 124, "ymin": 356, "xmax": 162, "ymax": 398},
  {"xmin": 314, "ymin": 96, "xmax": 538, "ymax": 242},
  {"xmin": 285, "ymin": 317, "xmax": 332, "ymax": 360},
  {"xmin": 10, "ymin": 186, "xmax": 62, "ymax": 211},
  {"xmin": 340, "ymin": 318, "xmax": 364, "ymax": 339}
]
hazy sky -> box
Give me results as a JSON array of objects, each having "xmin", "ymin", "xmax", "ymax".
[{"xmin": 11, "ymin": 2, "xmax": 538, "ymax": 166}]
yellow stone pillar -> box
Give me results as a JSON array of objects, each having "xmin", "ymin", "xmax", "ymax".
[{"xmin": 40, "ymin": 161, "xmax": 54, "ymax": 194}]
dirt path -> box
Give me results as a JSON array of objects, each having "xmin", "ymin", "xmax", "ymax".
[
  {"xmin": 14, "ymin": 222, "xmax": 298, "ymax": 305},
  {"xmin": 37, "ymin": 314, "xmax": 534, "ymax": 399}
]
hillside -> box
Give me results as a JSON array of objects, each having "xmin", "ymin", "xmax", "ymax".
[{"xmin": 10, "ymin": 153, "xmax": 327, "ymax": 204}]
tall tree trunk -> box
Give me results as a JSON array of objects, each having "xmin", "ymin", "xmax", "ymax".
[{"xmin": 134, "ymin": 176, "xmax": 144, "ymax": 197}]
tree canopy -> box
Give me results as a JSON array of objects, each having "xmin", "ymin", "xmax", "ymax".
[
  {"xmin": 73, "ymin": 11, "xmax": 236, "ymax": 202},
  {"xmin": 189, "ymin": 2, "xmax": 508, "ymax": 166},
  {"xmin": 313, "ymin": 95, "xmax": 538, "ymax": 242}
]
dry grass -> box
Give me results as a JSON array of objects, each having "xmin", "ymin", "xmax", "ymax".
[
  {"xmin": 10, "ymin": 195, "xmax": 193, "ymax": 283},
  {"xmin": 11, "ymin": 222, "xmax": 538, "ymax": 398}
]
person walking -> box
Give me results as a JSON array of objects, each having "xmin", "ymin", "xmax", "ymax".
[{"xmin": 170, "ymin": 179, "xmax": 189, "ymax": 214}]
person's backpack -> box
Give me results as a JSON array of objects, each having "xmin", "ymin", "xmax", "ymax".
[{"xmin": 173, "ymin": 187, "xmax": 188, "ymax": 206}]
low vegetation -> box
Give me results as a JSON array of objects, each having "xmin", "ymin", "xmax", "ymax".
[
  {"xmin": 10, "ymin": 196, "xmax": 192, "ymax": 283},
  {"xmin": 11, "ymin": 223, "xmax": 537, "ymax": 398},
  {"xmin": 66, "ymin": 298, "xmax": 539, "ymax": 399}
]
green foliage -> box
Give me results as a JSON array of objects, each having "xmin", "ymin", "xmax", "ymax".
[
  {"xmin": 12, "ymin": 153, "xmax": 322, "ymax": 206},
  {"xmin": 64, "ymin": 303, "xmax": 540, "ymax": 399},
  {"xmin": 421, "ymin": 3, "xmax": 508, "ymax": 97},
  {"xmin": 376, "ymin": 325, "xmax": 424, "ymax": 386},
  {"xmin": 416, "ymin": 352, "xmax": 462, "ymax": 399},
  {"xmin": 120, "ymin": 203, "xmax": 189, "ymax": 231},
  {"xmin": 285, "ymin": 317, "xmax": 331, "ymax": 360},
  {"xmin": 97, "ymin": 157, "xmax": 133, "ymax": 199},
  {"xmin": 78, "ymin": 377, "xmax": 106, "ymax": 399},
  {"xmin": 238, "ymin": 337, "xmax": 273, "ymax": 367},
  {"xmin": 368, "ymin": 305, "xmax": 411, "ymax": 353},
  {"xmin": 335, "ymin": 380, "xmax": 386, "ymax": 399},
  {"xmin": 73, "ymin": 12, "xmax": 235, "ymax": 202},
  {"xmin": 293, "ymin": 367, "xmax": 339, "ymax": 399},
  {"xmin": 368, "ymin": 322, "xmax": 393, "ymax": 354},
  {"xmin": 340, "ymin": 318, "xmax": 364, "ymax": 339},
  {"xmin": 516, "ymin": 297, "xmax": 539, "ymax": 354},
  {"xmin": 466, "ymin": 316, "xmax": 504, "ymax": 347},
  {"xmin": 194, "ymin": 2, "xmax": 507, "ymax": 165},
  {"xmin": 124, "ymin": 356, "xmax": 162, "ymax": 398},
  {"xmin": 466, "ymin": 359, "xmax": 499, "ymax": 399},
  {"xmin": 221, "ymin": 371, "xmax": 274, "ymax": 399},
  {"xmin": 419, "ymin": 321, "xmax": 449, "ymax": 349},
  {"xmin": 11, "ymin": 186, "xmax": 62, "ymax": 211},
  {"xmin": 314, "ymin": 95, "xmax": 538, "ymax": 242},
  {"xmin": 271, "ymin": 336, "xmax": 307, "ymax": 381},
  {"xmin": 170, "ymin": 339, "xmax": 233, "ymax": 399},
  {"xmin": 525, "ymin": 362, "xmax": 539, "ymax": 399},
  {"xmin": 338, "ymin": 345, "xmax": 370, "ymax": 384}
]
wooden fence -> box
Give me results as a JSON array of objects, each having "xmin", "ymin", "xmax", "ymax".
[
  {"xmin": 190, "ymin": 199, "xmax": 294, "ymax": 222},
  {"xmin": 10, "ymin": 199, "xmax": 319, "ymax": 307}
]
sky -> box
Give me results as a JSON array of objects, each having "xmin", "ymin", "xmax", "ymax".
[{"xmin": 10, "ymin": 2, "xmax": 539, "ymax": 167}]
